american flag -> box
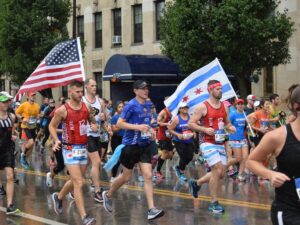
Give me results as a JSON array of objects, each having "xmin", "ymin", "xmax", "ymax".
[{"xmin": 15, "ymin": 38, "xmax": 85, "ymax": 100}]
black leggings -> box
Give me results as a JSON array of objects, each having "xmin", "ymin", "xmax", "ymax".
[
  {"xmin": 42, "ymin": 125, "xmax": 50, "ymax": 147},
  {"xmin": 111, "ymin": 135, "xmax": 123, "ymax": 177},
  {"xmin": 53, "ymin": 147, "xmax": 65, "ymax": 175},
  {"xmin": 174, "ymin": 141, "xmax": 195, "ymax": 171}
]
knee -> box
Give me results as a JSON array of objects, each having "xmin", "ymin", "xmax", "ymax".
[
  {"xmin": 235, "ymin": 155, "xmax": 242, "ymax": 163},
  {"xmin": 121, "ymin": 172, "xmax": 132, "ymax": 182},
  {"xmin": 142, "ymin": 171, "xmax": 153, "ymax": 181},
  {"xmin": 72, "ymin": 178, "xmax": 84, "ymax": 188},
  {"xmin": 6, "ymin": 173, "xmax": 14, "ymax": 182}
]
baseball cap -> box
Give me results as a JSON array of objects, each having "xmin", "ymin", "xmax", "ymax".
[
  {"xmin": 0, "ymin": 91, "xmax": 13, "ymax": 99},
  {"xmin": 27, "ymin": 91, "xmax": 36, "ymax": 96},
  {"xmin": 178, "ymin": 102, "xmax": 189, "ymax": 108},
  {"xmin": 254, "ymin": 100, "xmax": 261, "ymax": 107},
  {"xmin": 235, "ymin": 99, "xmax": 245, "ymax": 104},
  {"xmin": 133, "ymin": 80, "xmax": 148, "ymax": 89},
  {"xmin": 0, "ymin": 94, "xmax": 9, "ymax": 102},
  {"xmin": 247, "ymin": 94, "xmax": 256, "ymax": 100}
]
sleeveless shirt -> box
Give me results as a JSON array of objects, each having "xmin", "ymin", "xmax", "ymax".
[
  {"xmin": 62, "ymin": 102, "xmax": 89, "ymax": 146},
  {"xmin": 82, "ymin": 96, "xmax": 101, "ymax": 137},
  {"xmin": 157, "ymin": 108, "xmax": 172, "ymax": 141}
]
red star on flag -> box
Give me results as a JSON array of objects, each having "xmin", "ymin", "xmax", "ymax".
[
  {"xmin": 182, "ymin": 96, "xmax": 189, "ymax": 102},
  {"xmin": 194, "ymin": 88, "xmax": 203, "ymax": 95}
]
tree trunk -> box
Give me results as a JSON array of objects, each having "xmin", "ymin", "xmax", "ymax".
[{"xmin": 236, "ymin": 75, "xmax": 251, "ymax": 99}]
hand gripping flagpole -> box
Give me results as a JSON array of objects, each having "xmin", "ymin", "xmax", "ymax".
[{"xmin": 216, "ymin": 58, "xmax": 255, "ymax": 137}]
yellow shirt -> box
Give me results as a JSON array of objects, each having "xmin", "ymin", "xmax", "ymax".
[{"xmin": 16, "ymin": 102, "xmax": 40, "ymax": 129}]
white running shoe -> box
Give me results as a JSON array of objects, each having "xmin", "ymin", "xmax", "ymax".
[{"xmin": 46, "ymin": 172, "xmax": 53, "ymax": 187}]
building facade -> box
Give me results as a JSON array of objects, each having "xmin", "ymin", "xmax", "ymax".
[{"xmin": 66, "ymin": 0, "xmax": 167, "ymax": 99}]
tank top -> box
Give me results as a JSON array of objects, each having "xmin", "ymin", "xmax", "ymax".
[
  {"xmin": 0, "ymin": 113, "xmax": 13, "ymax": 148},
  {"xmin": 173, "ymin": 114, "xmax": 193, "ymax": 143},
  {"xmin": 201, "ymin": 101, "xmax": 227, "ymax": 144},
  {"xmin": 157, "ymin": 108, "xmax": 172, "ymax": 141},
  {"xmin": 82, "ymin": 96, "xmax": 101, "ymax": 137},
  {"xmin": 274, "ymin": 124, "xmax": 300, "ymax": 211},
  {"xmin": 62, "ymin": 102, "xmax": 89, "ymax": 146}
]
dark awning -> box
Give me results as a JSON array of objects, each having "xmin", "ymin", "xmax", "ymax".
[{"xmin": 103, "ymin": 54, "xmax": 180, "ymax": 81}]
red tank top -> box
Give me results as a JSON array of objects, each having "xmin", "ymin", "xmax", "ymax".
[
  {"xmin": 157, "ymin": 108, "xmax": 172, "ymax": 141},
  {"xmin": 62, "ymin": 102, "xmax": 89, "ymax": 145},
  {"xmin": 201, "ymin": 101, "xmax": 227, "ymax": 144}
]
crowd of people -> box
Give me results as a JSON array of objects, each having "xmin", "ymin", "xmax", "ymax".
[{"xmin": 0, "ymin": 78, "xmax": 298, "ymax": 225}]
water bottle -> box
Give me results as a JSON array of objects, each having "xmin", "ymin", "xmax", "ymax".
[{"xmin": 215, "ymin": 118, "xmax": 225, "ymax": 144}]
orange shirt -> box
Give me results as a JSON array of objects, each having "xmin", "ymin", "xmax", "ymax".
[
  {"xmin": 16, "ymin": 101, "xmax": 40, "ymax": 129},
  {"xmin": 252, "ymin": 109, "xmax": 270, "ymax": 129}
]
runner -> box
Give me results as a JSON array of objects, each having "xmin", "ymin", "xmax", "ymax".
[
  {"xmin": 188, "ymin": 80, "xmax": 235, "ymax": 214},
  {"xmin": 246, "ymin": 84, "xmax": 300, "ymax": 225},
  {"xmin": 156, "ymin": 106, "xmax": 174, "ymax": 179},
  {"xmin": 168, "ymin": 102, "xmax": 195, "ymax": 182},
  {"xmin": 110, "ymin": 101, "xmax": 125, "ymax": 181},
  {"xmin": 102, "ymin": 80, "xmax": 164, "ymax": 220},
  {"xmin": 82, "ymin": 78, "xmax": 104, "ymax": 202},
  {"xmin": 49, "ymin": 80, "xmax": 97, "ymax": 225},
  {"xmin": 0, "ymin": 94, "xmax": 20, "ymax": 214},
  {"xmin": 15, "ymin": 91, "xmax": 40, "ymax": 169}
]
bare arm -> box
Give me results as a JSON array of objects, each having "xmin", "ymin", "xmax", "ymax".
[
  {"xmin": 167, "ymin": 116, "xmax": 182, "ymax": 139},
  {"xmin": 246, "ymin": 127, "xmax": 290, "ymax": 187},
  {"xmin": 157, "ymin": 110, "xmax": 169, "ymax": 127},
  {"xmin": 224, "ymin": 105, "xmax": 235, "ymax": 133},
  {"xmin": 49, "ymin": 106, "xmax": 65, "ymax": 150}
]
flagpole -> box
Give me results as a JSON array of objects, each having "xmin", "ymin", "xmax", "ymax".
[
  {"xmin": 216, "ymin": 58, "xmax": 255, "ymax": 137},
  {"xmin": 77, "ymin": 37, "xmax": 86, "ymax": 81}
]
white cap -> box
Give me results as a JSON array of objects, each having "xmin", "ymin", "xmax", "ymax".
[
  {"xmin": 178, "ymin": 102, "xmax": 189, "ymax": 108},
  {"xmin": 254, "ymin": 100, "xmax": 260, "ymax": 107},
  {"xmin": 247, "ymin": 94, "xmax": 256, "ymax": 100},
  {"xmin": 0, "ymin": 91, "xmax": 13, "ymax": 99}
]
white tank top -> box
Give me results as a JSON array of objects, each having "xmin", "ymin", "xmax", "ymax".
[{"xmin": 82, "ymin": 96, "xmax": 102, "ymax": 137}]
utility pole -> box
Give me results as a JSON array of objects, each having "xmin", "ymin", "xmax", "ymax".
[{"xmin": 72, "ymin": 0, "xmax": 76, "ymax": 38}]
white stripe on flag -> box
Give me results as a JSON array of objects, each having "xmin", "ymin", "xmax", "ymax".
[{"xmin": 164, "ymin": 58, "xmax": 236, "ymax": 116}]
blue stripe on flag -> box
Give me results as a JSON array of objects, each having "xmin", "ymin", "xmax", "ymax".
[{"xmin": 168, "ymin": 65, "xmax": 221, "ymax": 112}]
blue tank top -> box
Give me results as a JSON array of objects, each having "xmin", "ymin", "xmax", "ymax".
[{"xmin": 173, "ymin": 114, "xmax": 193, "ymax": 143}]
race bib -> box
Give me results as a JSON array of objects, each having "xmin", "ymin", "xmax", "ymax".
[
  {"xmin": 182, "ymin": 130, "xmax": 193, "ymax": 140},
  {"xmin": 29, "ymin": 117, "xmax": 37, "ymax": 125},
  {"xmin": 165, "ymin": 130, "xmax": 172, "ymax": 138},
  {"xmin": 215, "ymin": 130, "xmax": 226, "ymax": 143},
  {"xmin": 72, "ymin": 145, "xmax": 87, "ymax": 160},
  {"xmin": 141, "ymin": 130, "xmax": 151, "ymax": 139},
  {"xmin": 294, "ymin": 177, "xmax": 300, "ymax": 200},
  {"xmin": 79, "ymin": 121, "xmax": 88, "ymax": 136}
]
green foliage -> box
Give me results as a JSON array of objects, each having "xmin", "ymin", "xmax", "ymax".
[
  {"xmin": 160, "ymin": 0, "xmax": 295, "ymax": 85},
  {"xmin": 0, "ymin": 0, "xmax": 71, "ymax": 85}
]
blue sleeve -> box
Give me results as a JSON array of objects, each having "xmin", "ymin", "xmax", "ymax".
[
  {"xmin": 111, "ymin": 115, "xmax": 118, "ymax": 125},
  {"xmin": 120, "ymin": 103, "xmax": 133, "ymax": 121}
]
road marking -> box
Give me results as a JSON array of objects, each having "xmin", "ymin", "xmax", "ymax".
[
  {"xmin": 15, "ymin": 168, "xmax": 271, "ymax": 211},
  {"xmin": 0, "ymin": 206, "xmax": 68, "ymax": 225}
]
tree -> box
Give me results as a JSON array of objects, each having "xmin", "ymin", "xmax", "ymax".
[
  {"xmin": 0, "ymin": 0, "xmax": 71, "ymax": 95},
  {"xmin": 160, "ymin": 0, "xmax": 295, "ymax": 96}
]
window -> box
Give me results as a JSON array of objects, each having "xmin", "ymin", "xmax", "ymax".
[
  {"xmin": 264, "ymin": 66, "xmax": 273, "ymax": 95},
  {"xmin": 133, "ymin": 5, "xmax": 143, "ymax": 43},
  {"xmin": 77, "ymin": 16, "xmax": 84, "ymax": 41},
  {"xmin": 113, "ymin": 9, "xmax": 121, "ymax": 36},
  {"xmin": 94, "ymin": 72, "xmax": 103, "ymax": 97},
  {"xmin": 155, "ymin": 1, "xmax": 165, "ymax": 41},
  {"xmin": 95, "ymin": 13, "xmax": 102, "ymax": 48}
]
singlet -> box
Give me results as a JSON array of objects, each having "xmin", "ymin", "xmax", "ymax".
[
  {"xmin": 173, "ymin": 114, "xmax": 193, "ymax": 143},
  {"xmin": 157, "ymin": 108, "xmax": 172, "ymax": 141},
  {"xmin": 201, "ymin": 101, "xmax": 227, "ymax": 144},
  {"xmin": 0, "ymin": 113, "xmax": 13, "ymax": 148},
  {"xmin": 62, "ymin": 102, "xmax": 89, "ymax": 146},
  {"xmin": 274, "ymin": 124, "xmax": 300, "ymax": 211},
  {"xmin": 82, "ymin": 96, "xmax": 101, "ymax": 137}
]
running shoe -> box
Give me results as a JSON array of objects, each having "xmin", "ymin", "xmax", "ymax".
[
  {"xmin": 46, "ymin": 172, "xmax": 53, "ymax": 187},
  {"xmin": 102, "ymin": 191, "xmax": 112, "ymax": 213},
  {"xmin": 147, "ymin": 207, "xmax": 164, "ymax": 220},
  {"xmin": 82, "ymin": 215, "xmax": 96, "ymax": 225},
  {"xmin": 179, "ymin": 173, "xmax": 187, "ymax": 182},
  {"xmin": 0, "ymin": 185, "xmax": 6, "ymax": 196},
  {"xmin": 6, "ymin": 204, "xmax": 20, "ymax": 215},
  {"xmin": 189, "ymin": 179, "xmax": 200, "ymax": 198},
  {"xmin": 228, "ymin": 168, "xmax": 238, "ymax": 177},
  {"xmin": 52, "ymin": 192, "xmax": 63, "ymax": 214},
  {"xmin": 208, "ymin": 201, "xmax": 225, "ymax": 214},
  {"xmin": 94, "ymin": 191, "xmax": 103, "ymax": 203}
]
